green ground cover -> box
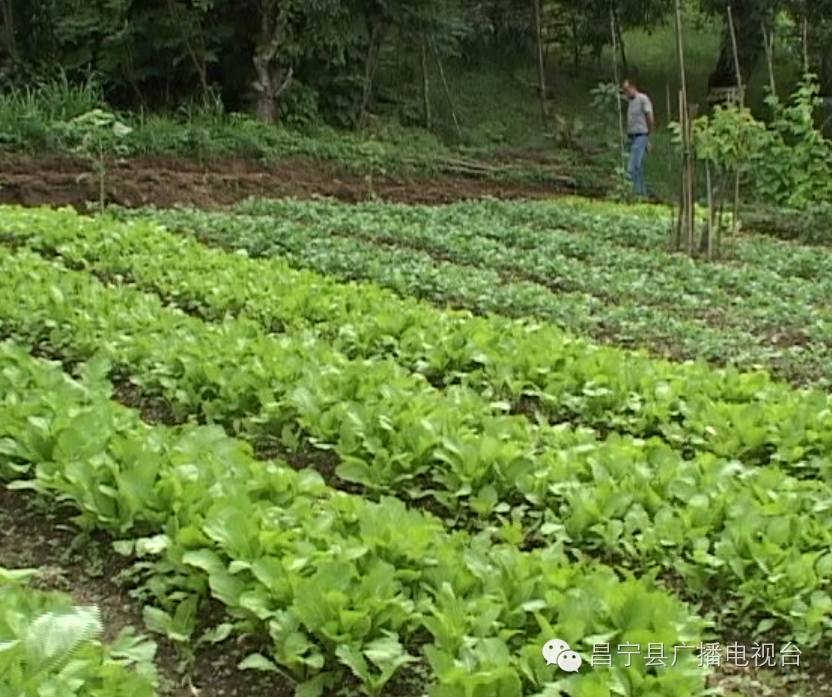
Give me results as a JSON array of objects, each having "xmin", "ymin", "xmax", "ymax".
[
  {"xmin": 1, "ymin": 203, "xmax": 832, "ymax": 697},
  {"xmin": 124, "ymin": 197, "xmax": 832, "ymax": 388},
  {"xmin": 0, "ymin": 567, "xmax": 158, "ymax": 695},
  {"xmin": 0, "ymin": 342, "xmax": 706, "ymax": 697}
]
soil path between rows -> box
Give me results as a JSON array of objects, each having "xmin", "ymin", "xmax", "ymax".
[
  {"xmin": 0, "ymin": 154, "xmax": 574, "ymax": 208},
  {"xmin": 0, "ymin": 486, "xmax": 296, "ymax": 697}
]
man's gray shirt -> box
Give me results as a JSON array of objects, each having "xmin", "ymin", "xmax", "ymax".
[{"xmin": 627, "ymin": 92, "xmax": 653, "ymax": 135}]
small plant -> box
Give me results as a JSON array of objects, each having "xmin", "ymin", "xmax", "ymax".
[
  {"xmin": 610, "ymin": 164, "xmax": 636, "ymax": 202},
  {"xmin": 55, "ymin": 108, "xmax": 133, "ymax": 211},
  {"xmin": 672, "ymin": 75, "xmax": 832, "ymax": 214},
  {"xmin": 0, "ymin": 567, "xmax": 157, "ymax": 695},
  {"xmin": 589, "ymin": 81, "xmax": 621, "ymax": 115},
  {"xmin": 550, "ymin": 113, "xmax": 586, "ymax": 148},
  {"xmin": 755, "ymin": 75, "xmax": 832, "ymax": 208}
]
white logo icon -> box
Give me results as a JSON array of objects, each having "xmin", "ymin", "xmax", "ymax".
[{"xmin": 542, "ymin": 639, "xmax": 583, "ymax": 672}]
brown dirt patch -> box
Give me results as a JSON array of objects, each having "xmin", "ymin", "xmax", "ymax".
[
  {"xmin": 0, "ymin": 155, "xmax": 571, "ymax": 209},
  {"xmin": 710, "ymin": 663, "xmax": 832, "ymax": 697},
  {"xmin": 0, "ymin": 486, "xmax": 292, "ymax": 697}
]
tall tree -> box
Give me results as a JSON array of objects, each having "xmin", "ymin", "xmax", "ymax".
[
  {"xmin": 700, "ymin": 0, "xmax": 778, "ymax": 91},
  {"xmin": 250, "ymin": 0, "xmax": 293, "ymax": 122},
  {"xmin": 784, "ymin": 0, "xmax": 832, "ymax": 94},
  {"xmin": 544, "ymin": 0, "xmax": 670, "ymax": 72}
]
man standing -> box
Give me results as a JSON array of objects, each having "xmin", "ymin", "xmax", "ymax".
[{"xmin": 622, "ymin": 78, "xmax": 654, "ymax": 198}]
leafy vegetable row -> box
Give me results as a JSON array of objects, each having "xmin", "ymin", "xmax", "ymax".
[
  {"xmin": 0, "ymin": 567, "xmax": 157, "ymax": 696},
  {"xmin": 10, "ymin": 205, "xmax": 832, "ymax": 474},
  {"xmin": 229, "ymin": 197, "xmax": 832, "ymax": 373},
  {"xmin": 233, "ymin": 197, "xmax": 832, "ymax": 346},
  {"xmin": 126, "ymin": 205, "xmax": 801, "ymax": 383},
  {"xmin": 1, "ymin": 246, "xmax": 831, "ymax": 649},
  {"xmin": 0, "ymin": 342, "xmax": 706, "ymax": 697}
]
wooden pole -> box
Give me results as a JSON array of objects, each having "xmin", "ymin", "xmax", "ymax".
[
  {"xmin": 706, "ymin": 161, "xmax": 714, "ymax": 258},
  {"xmin": 802, "ymin": 17, "xmax": 809, "ymax": 75},
  {"xmin": 610, "ymin": 7, "xmax": 626, "ymax": 164},
  {"xmin": 727, "ymin": 7, "xmax": 744, "ymax": 243},
  {"xmin": 533, "ymin": 0, "xmax": 549, "ymax": 129},
  {"xmin": 674, "ymin": 0, "xmax": 688, "ymax": 107},
  {"xmin": 715, "ymin": 180, "xmax": 724, "ymax": 256},
  {"xmin": 431, "ymin": 38, "xmax": 462, "ymax": 141},
  {"xmin": 726, "ymin": 6, "xmax": 744, "ymax": 104},
  {"xmin": 420, "ymin": 36, "xmax": 431, "ymax": 130},
  {"xmin": 761, "ymin": 22, "xmax": 776, "ymax": 98},
  {"xmin": 666, "ymin": 81, "xmax": 675, "ymax": 239},
  {"xmin": 615, "ymin": 10, "xmax": 628, "ymax": 74},
  {"xmin": 674, "ymin": 90, "xmax": 685, "ymax": 251},
  {"xmin": 666, "ymin": 82, "xmax": 673, "ymax": 177},
  {"xmin": 673, "ymin": 0, "xmax": 694, "ymax": 253},
  {"xmin": 687, "ymin": 106, "xmax": 695, "ymax": 254}
]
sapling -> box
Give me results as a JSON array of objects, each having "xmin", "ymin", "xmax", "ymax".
[{"xmin": 57, "ymin": 108, "xmax": 133, "ymax": 212}]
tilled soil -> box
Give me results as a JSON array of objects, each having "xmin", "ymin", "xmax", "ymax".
[
  {"xmin": 0, "ymin": 487, "xmax": 292, "ymax": 697},
  {"xmin": 0, "ymin": 154, "xmax": 570, "ymax": 209}
]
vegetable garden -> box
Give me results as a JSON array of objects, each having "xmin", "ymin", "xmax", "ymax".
[{"xmin": 2, "ymin": 198, "xmax": 832, "ymax": 697}]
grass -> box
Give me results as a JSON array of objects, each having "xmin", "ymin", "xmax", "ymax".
[
  {"xmin": 0, "ymin": 77, "xmax": 587, "ymax": 189},
  {"xmin": 0, "ymin": 18, "xmax": 806, "ymax": 201},
  {"xmin": 421, "ymin": 12, "xmax": 804, "ymax": 201}
]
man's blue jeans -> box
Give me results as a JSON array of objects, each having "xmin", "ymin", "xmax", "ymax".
[{"xmin": 628, "ymin": 134, "xmax": 649, "ymax": 197}]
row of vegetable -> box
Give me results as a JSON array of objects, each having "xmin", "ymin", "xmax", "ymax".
[
  {"xmin": 233, "ymin": 197, "xmax": 831, "ymax": 336},
  {"xmin": 119, "ymin": 198, "xmax": 832, "ymax": 387},
  {"xmin": 0, "ymin": 566, "xmax": 158, "ymax": 695},
  {"xmin": 7, "ymin": 206, "xmax": 832, "ymax": 475},
  {"xmin": 0, "ymin": 342, "xmax": 706, "ymax": 697},
  {"xmin": 0, "ymin": 239, "xmax": 830, "ymax": 651}
]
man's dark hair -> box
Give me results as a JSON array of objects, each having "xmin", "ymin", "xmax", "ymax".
[{"xmin": 624, "ymin": 76, "xmax": 639, "ymax": 88}]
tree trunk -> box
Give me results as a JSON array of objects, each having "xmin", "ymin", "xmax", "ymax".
[
  {"xmin": 254, "ymin": 64, "xmax": 278, "ymax": 122},
  {"xmin": 166, "ymin": 0, "xmax": 210, "ymax": 99},
  {"xmin": 0, "ymin": 0, "xmax": 16, "ymax": 63},
  {"xmin": 252, "ymin": 1, "xmax": 292, "ymax": 123},
  {"xmin": 421, "ymin": 37, "xmax": 431, "ymax": 130},
  {"xmin": 571, "ymin": 16, "xmax": 581, "ymax": 70},
  {"xmin": 358, "ymin": 18, "xmax": 385, "ymax": 127},
  {"xmin": 707, "ymin": 2, "xmax": 762, "ymax": 91}
]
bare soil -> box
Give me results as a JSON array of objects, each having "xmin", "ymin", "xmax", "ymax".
[
  {"xmin": 0, "ymin": 486, "xmax": 292, "ymax": 697},
  {"xmin": 0, "ymin": 155, "xmax": 568, "ymax": 209}
]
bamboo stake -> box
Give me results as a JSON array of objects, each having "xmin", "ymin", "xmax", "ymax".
[
  {"xmin": 674, "ymin": 0, "xmax": 694, "ymax": 254},
  {"xmin": 761, "ymin": 22, "xmax": 776, "ymax": 98},
  {"xmin": 726, "ymin": 6, "xmax": 744, "ymax": 103},
  {"xmin": 716, "ymin": 182, "xmax": 724, "ymax": 256},
  {"xmin": 666, "ymin": 82, "xmax": 675, "ymax": 245},
  {"xmin": 687, "ymin": 106, "xmax": 695, "ymax": 255},
  {"xmin": 674, "ymin": 1, "xmax": 688, "ymax": 102},
  {"xmin": 674, "ymin": 89, "xmax": 685, "ymax": 251},
  {"xmin": 421, "ymin": 37, "xmax": 431, "ymax": 130},
  {"xmin": 431, "ymin": 38, "xmax": 462, "ymax": 141},
  {"xmin": 666, "ymin": 82, "xmax": 673, "ymax": 177},
  {"xmin": 706, "ymin": 161, "xmax": 714, "ymax": 258},
  {"xmin": 610, "ymin": 7, "xmax": 626, "ymax": 164},
  {"xmin": 533, "ymin": 0, "xmax": 549, "ymax": 129},
  {"xmin": 727, "ymin": 6, "xmax": 744, "ymax": 243}
]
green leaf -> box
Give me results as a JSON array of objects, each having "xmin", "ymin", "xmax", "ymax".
[
  {"xmin": 238, "ymin": 653, "xmax": 279, "ymax": 673},
  {"xmin": 335, "ymin": 643, "xmax": 370, "ymax": 683},
  {"xmin": 24, "ymin": 606, "xmax": 102, "ymax": 671}
]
